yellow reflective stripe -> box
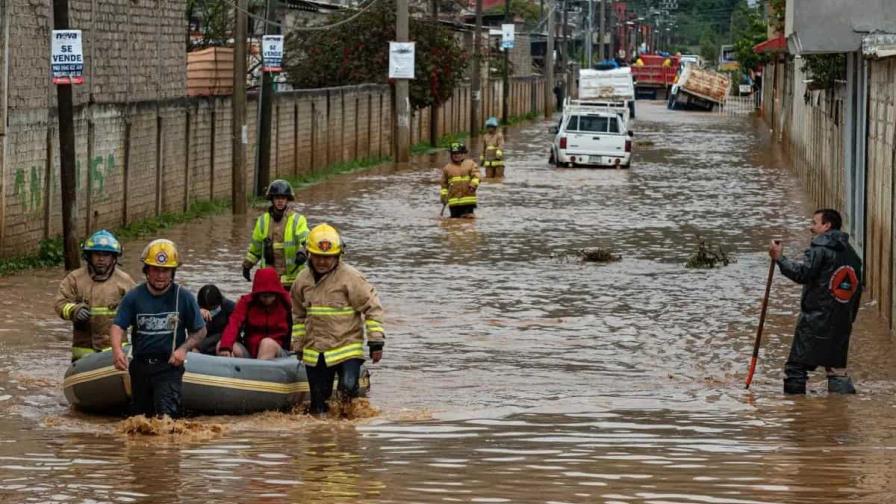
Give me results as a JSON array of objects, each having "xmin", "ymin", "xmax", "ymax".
[
  {"xmin": 272, "ymin": 242, "xmax": 285, "ymax": 250},
  {"xmin": 89, "ymin": 307, "xmax": 116, "ymax": 316},
  {"xmin": 71, "ymin": 347, "xmax": 97, "ymax": 360},
  {"xmin": 449, "ymin": 176, "xmax": 471, "ymax": 183},
  {"xmin": 62, "ymin": 303, "xmax": 78, "ymax": 320},
  {"xmin": 470, "ymin": 178, "xmax": 480, "ymax": 186},
  {"xmin": 440, "ymin": 188, "xmax": 448, "ymax": 195},
  {"xmin": 449, "ymin": 196, "xmax": 478, "ymax": 206},
  {"xmin": 303, "ymin": 348, "xmax": 321, "ymax": 365},
  {"xmin": 292, "ymin": 324, "xmax": 306, "ymax": 337},
  {"xmin": 307, "ymin": 306, "xmax": 356, "ymax": 316},
  {"xmin": 365, "ymin": 320, "xmax": 385, "ymax": 333}
]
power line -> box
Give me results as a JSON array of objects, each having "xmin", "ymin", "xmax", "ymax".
[{"xmin": 199, "ymin": 0, "xmax": 383, "ymax": 31}]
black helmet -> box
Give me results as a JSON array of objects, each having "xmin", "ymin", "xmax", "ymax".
[
  {"xmin": 265, "ymin": 179, "xmax": 295, "ymax": 201},
  {"xmin": 449, "ymin": 142, "xmax": 468, "ymax": 154}
]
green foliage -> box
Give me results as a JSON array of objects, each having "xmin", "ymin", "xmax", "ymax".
[
  {"xmin": 484, "ymin": 0, "xmax": 541, "ymax": 27},
  {"xmin": 699, "ymin": 30, "xmax": 720, "ymax": 64},
  {"xmin": 730, "ymin": 2, "xmax": 769, "ymax": 72},
  {"xmin": 801, "ymin": 54, "xmax": 846, "ymax": 90},
  {"xmin": 768, "ymin": 0, "xmax": 786, "ymax": 33},
  {"xmin": 284, "ymin": 0, "xmax": 468, "ymax": 111},
  {"xmin": 117, "ymin": 200, "xmax": 231, "ymax": 239},
  {"xmin": 0, "ymin": 238, "xmax": 64, "ymax": 276}
]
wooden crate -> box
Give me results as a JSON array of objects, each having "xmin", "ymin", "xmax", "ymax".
[{"xmin": 187, "ymin": 47, "xmax": 234, "ymax": 96}]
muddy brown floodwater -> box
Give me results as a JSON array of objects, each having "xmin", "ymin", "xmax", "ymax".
[{"xmin": 2, "ymin": 102, "xmax": 896, "ymax": 503}]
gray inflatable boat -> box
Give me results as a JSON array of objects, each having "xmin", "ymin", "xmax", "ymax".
[{"xmin": 63, "ymin": 349, "xmax": 370, "ymax": 415}]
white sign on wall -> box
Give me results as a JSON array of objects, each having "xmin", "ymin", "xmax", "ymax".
[
  {"xmin": 501, "ymin": 24, "xmax": 515, "ymax": 49},
  {"xmin": 389, "ymin": 42, "xmax": 415, "ymax": 79},
  {"xmin": 51, "ymin": 30, "xmax": 84, "ymax": 85},
  {"xmin": 262, "ymin": 35, "xmax": 284, "ymax": 72}
]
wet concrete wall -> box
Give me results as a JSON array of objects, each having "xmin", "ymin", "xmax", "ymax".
[
  {"xmin": 865, "ymin": 57, "xmax": 896, "ymax": 326},
  {"xmin": 0, "ymin": 77, "xmax": 547, "ymax": 257}
]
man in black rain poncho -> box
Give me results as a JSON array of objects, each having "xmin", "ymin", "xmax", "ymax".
[{"xmin": 769, "ymin": 209, "xmax": 863, "ymax": 395}]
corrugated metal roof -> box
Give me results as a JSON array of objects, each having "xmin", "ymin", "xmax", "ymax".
[{"xmin": 863, "ymin": 33, "xmax": 896, "ymax": 58}]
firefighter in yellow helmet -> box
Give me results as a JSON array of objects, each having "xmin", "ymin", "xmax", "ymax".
[
  {"xmin": 440, "ymin": 142, "xmax": 481, "ymax": 218},
  {"xmin": 54, "ymin": 230, "xmax": 135, "ymax": 361},
  {"xmin": 480, "ymin": 117, "xmax": 505, "ymax": 178},
  {"xmin": 110, "ymin": 239, "xmax": 207, "ymax": 418},
  {"xmin": 243, "ymin": 179, "xmax": 310, "ymax": 288},
  {"xmin": 290, "ymin": 224, "xmax": 385, "ymax": 417}
]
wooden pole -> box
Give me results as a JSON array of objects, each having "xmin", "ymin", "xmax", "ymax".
[
  {"xmin": 254, "ymin": 0, "xmax": 274, "ymax": 196},
  {"xmin": 231, "ymin": 0, "xmax": 248, "ymax": 214},
  {"xmin": 394, "ymin": 0, "xmax": 410, "ymax": 165},
  {"xmin": 52, "ymin": 0, "xmax": 80, "ymax": 269},
  {"xmin": 470, "ymin": 0, "xmax": 482, "ymax": 139}
]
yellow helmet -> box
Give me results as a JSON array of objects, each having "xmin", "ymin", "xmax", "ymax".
[
  {"xmin": 306, "ymin": 224, "xmax": 343, "ymax": 256},
  {"xmin": 141, "ymin": 239, "xmax": 180, "ymax": 268}
]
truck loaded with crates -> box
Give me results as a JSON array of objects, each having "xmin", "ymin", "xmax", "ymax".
[
  {"xmin": 578, "ymin": 67, "xmax": 636, "ymax": 120},
  {"xmin": 668, "ymin": 64, "xmax": 731, "ymax": 111}
]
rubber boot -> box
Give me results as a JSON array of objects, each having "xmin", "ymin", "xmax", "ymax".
[
  {"xmin": 827, "ymin": 375, "xmax": 857, "ymax": 394},
  {"xmin": 783, "ymin": 378, "xmax": 807, "ymax": 395}
]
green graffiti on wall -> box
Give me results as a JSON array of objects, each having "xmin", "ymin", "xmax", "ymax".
[{"xmin": 16, "ymin": 153, "xmax": 116, "ymax": 214}]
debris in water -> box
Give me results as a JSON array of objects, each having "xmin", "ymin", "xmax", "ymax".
[
  {"xmin": 635, "ymin": 139, "xmax": 655, "ymax": 147},
  {"xmin": 686, "ymin": 239, "xmax": 734, "ymax": 269},
  {"xmin": 119, "ymin": 416, "xmax": 226, "ymax": 440},
  {"xmin": 576, "ymin": 248, "xmax": 621, "ymax": 263}
]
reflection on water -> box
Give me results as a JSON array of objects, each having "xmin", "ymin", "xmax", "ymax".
[{"xmin": 1, "ymin": 102, "xmax": 895, "ymax": 503}]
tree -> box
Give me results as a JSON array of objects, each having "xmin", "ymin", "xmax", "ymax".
[
  {"xmin": 284, "ymin": 0, "xmax": 468, "ymax": 111},
  {"xmin": 730, "ymin": 1, "xmax": 768, "ymax": 72}
]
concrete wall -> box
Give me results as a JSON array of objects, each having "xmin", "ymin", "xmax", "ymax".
[
  {"xmin": 863, "ymin": 57, "xmax": 896, "ymax": 323},
  {"xmin": 0, "ymin": 85, "xmax": 394, "ymax": 257},
  {"xmin": 0, "ymin": 77, "xmax": 547, "ymax": 257}
]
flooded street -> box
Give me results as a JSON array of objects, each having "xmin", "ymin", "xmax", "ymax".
[{"xmin": 2, "ymin": 101, "xmax": 896, "ymax": 503}]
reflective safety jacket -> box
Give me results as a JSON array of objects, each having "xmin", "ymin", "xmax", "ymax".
[
  {"xmin": 290, "ymin": 261, "xmax": 385, "ymax": 367},
  {"xmin": 245, "ymin": 209, "xmax": 310, "ymax": 287},
  {"xmin": 54, "ymin": 266, "xmax": 136, "ymax": 360},
  {"xmin": 440, "ymin": 159, "xmax": 481, "ymax": 207},
  {"xmin": 480, "ymin": 132, "xmax": 505, "ymax": 168}
]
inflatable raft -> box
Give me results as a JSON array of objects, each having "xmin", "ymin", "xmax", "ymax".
[{"xmin": 63, "ymin": 349, "xmax": 370, "ymax": 415}]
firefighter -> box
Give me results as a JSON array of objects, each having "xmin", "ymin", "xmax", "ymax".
[
  {"xmin": 243, "ymin": 179, "xmax": 310, "ymax": 289},
  {"xmin": 440, "ymin": 142, "xmax": 481, "ymax": 219},
  {"xmin": 290, "ymin": 224, "xmax": 385, "ymax": 417},
  {"xmin": 480, "ymin": 117, "xmax": 505, "ymax": 179},
  {"xmin": 54, "ymin": 230, "xmax": 136, "ymax": 361}
]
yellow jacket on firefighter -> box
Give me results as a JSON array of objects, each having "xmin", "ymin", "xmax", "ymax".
[
  {"xmin": 440, "ymin": 159, "xmax": 481, "ymax": 207},
  {"xmin": 54, "ymin": 267, "xmax": 135, "ymax": 360},
  {"xmin": 290, "ymin": 262, "xmax": 385, "ymax": 367},
  {"xmin": 244, "ymin": 208, "xmax": 310, "ymax": 286},
  {"xmin": 480, "ymin": 132, "xmax": 505, "ymax": 168}
]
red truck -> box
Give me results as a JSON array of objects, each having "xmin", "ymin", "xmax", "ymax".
[{"xmin": 630, "ymin": 54, "xmax": 680, "ymax": 99}]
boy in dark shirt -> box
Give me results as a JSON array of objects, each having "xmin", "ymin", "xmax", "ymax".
[{"xmin": 195, "ymin": 284, "xmax": 236, "ymax": 355}]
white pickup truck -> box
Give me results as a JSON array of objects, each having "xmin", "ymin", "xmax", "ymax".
[{"xmin": 549, "ymin": 104, "xmax": 632, "ymax": 168}]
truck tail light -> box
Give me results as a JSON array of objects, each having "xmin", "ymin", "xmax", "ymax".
[
  {"xmin": 625, "ymin": 139, "xmax": 632, "ymax": 153},
  {"xmin": 559, "ymin": 137, "xmax": 567, "ymax": 149}
]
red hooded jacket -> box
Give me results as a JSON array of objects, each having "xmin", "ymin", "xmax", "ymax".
[{"xmin": 219, "ymin": 267, "xmax": 292, "ymax": 358}]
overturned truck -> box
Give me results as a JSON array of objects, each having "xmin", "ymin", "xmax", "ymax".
[{"xmin": 669, "ymin": 65, "xmax": 730, "ymax": 111}]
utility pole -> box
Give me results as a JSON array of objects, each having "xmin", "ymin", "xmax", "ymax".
[
  {"xmin": 429, "ymin": 0, "xmax": 439, "ymax": 146},
  {"xmin": 52, "ymin": 0, "xmax": 79, "ymax": 269},
  {"xmin": 255, "ymin": 0, "xmax": 275, "ymax": 196},
  {"xmin": 585, "ymin": 0, "xmax": 592, "ymax": 68},
  {"xmin": 470, "ymin": 0, "xmax": 482, "ymax": 139},
  {"xmin": 232, "ymin": 0, "xmax": 248, "ymax": 214},
  {"xmin": 395, "ymin": 0, "xmax": 410, "ymax": 165},
  {"xmin": 544, "ymin": 4, "xmax": 554, "ymax": 117},
  {"xmin": 501, "ymin": 0, "xmax": 510, "ymax": 124},
  {"xmin": 598, "ymin": 0, "xmax": 605, "ymax": 61}
]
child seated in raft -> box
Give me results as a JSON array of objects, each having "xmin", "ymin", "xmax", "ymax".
[
  {"xmin": 195, "ymin": 284, "xmax": 236, "ymax": 355},
  {"xmin": 217, "ymin": 267, "xmax": 292, "ymax": 360}
]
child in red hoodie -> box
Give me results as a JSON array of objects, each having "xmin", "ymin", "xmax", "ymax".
[{"xmin": 218, "ymin": 267, "xmax": 292, "ymax": 359}]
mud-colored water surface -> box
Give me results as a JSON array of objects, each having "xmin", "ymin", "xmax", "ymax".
[{"xmin": 1, "ymin": 102, "xmax": 895, "ymax": 503}]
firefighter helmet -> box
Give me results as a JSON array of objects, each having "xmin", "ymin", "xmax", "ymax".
[{"xmin": 306, "ymin": 224, "xmax": 343, "ymax": 256}]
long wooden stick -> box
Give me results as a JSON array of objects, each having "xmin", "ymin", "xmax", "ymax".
[{"xmin": 745, "ymin": 256, "xmax": 776, "ymax": 389}]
